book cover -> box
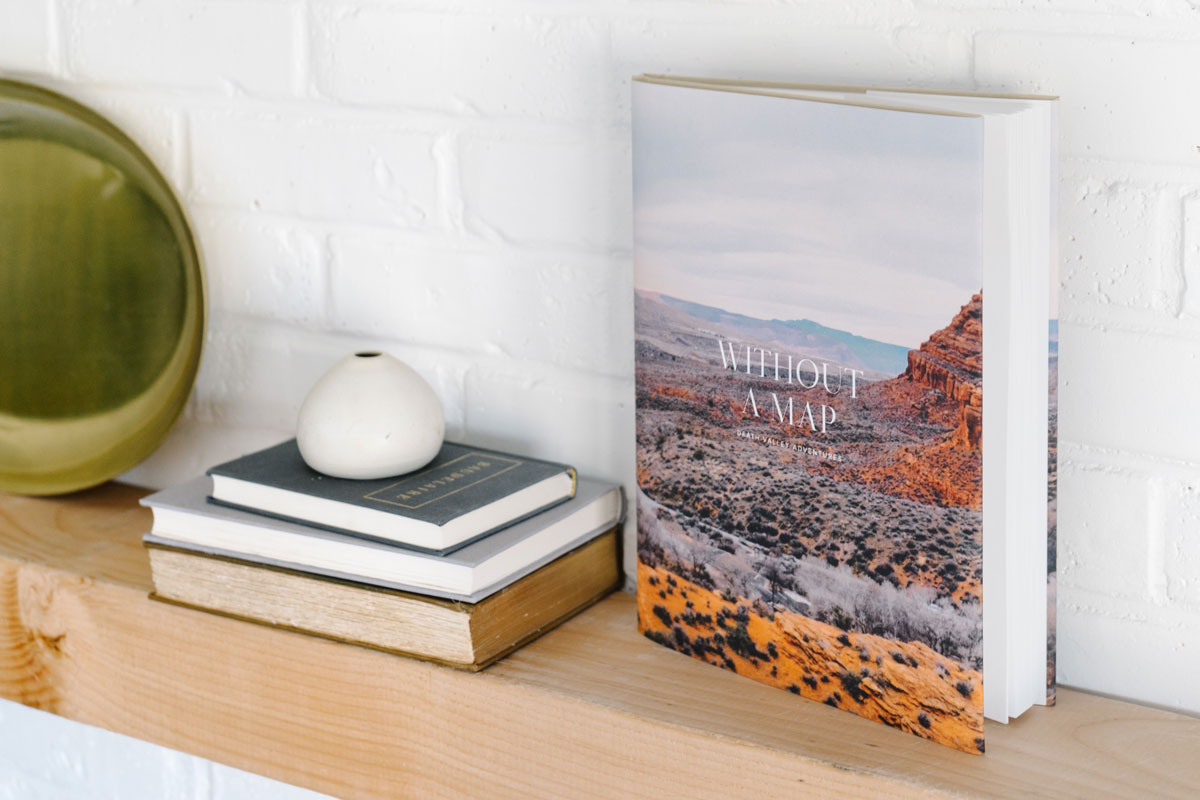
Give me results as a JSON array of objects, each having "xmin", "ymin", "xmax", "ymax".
[
  {"xmin": 634, "ymin": 80, "xmax": 986, "ymax": 752},
  {"xmin": 208, "ymin": 439, "xmax": 576, "ymax": 550},
  {"xmin": 144, "ymin": 476, "xmax": 623, "ymax": 602}
]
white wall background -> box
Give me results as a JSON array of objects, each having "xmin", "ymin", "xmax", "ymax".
[{"xmin": 3, "ymin": 0, "xmax": 1200, "ymax": 796}]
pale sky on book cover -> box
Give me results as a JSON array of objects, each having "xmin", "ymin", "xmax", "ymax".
[{"xmin": 633, "ymin": 82, "xmax": 984, "ymax": 349}]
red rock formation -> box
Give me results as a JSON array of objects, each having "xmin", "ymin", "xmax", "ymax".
[
  {"xmin": 831, "ymin": 293, "xmax": 984, "ymax": 509},
  {"xmin": 904, "ymin": 294, "xmax": 982, "ymax": 449}
]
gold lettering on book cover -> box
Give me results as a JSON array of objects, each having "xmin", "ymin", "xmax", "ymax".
[{"xmin": 365, "ymin": 453, "xmax": 523, "ymax": 509}]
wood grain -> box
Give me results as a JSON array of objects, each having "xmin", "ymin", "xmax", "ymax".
[{"xmin": 1, "ymin": 483, "xmax": 1197, "ymax": 799}]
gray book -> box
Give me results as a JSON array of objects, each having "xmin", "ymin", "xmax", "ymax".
[
  {"xmin": 142, "ymin": 476, "xmax": 624, "ymax": 603},
  {"xmin": 207, "ymin": 439, "xmax": 577, "ymax": 553}
]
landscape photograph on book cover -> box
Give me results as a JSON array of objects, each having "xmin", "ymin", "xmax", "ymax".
[
  {"xmin": 1047, "ymin": 305, "xmax": 1058, "ymax": 705},
  {"xmin": 633, "ymin": 83, "xmax": 986, "ymax": 752}
]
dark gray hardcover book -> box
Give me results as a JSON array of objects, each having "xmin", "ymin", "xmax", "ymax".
[
  {"xmin": 206, "ymin": 439, "xmax": 577, "ymax": 552},
  {"xmin": 143, "ymin": 476, "xmax": 624, "ymax": 603}
]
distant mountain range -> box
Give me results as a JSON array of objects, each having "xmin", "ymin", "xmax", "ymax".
[{"xmin": 653, "ymin": 293, "xmax": 911, "ymax": 375}]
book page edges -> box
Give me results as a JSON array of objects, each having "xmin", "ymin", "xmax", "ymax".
[
  {"xmin": 634, "ymin": 75, "xmax": 981, "ymax": 117},
  {"xmin": 638, "ymin": 74, "xmax": 1058, "ymax": 101},
  {"xmin": 147, "ymin": 530, "xmax": 622, "ymax": 669}
]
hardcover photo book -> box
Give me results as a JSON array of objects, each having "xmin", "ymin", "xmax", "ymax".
[{"xmin": 633, "ymin": 75, "xmax": 1058, "ymax": 752}]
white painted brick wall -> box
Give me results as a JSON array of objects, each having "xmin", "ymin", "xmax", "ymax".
[
  {"xmin": 3, "ymin": 0, "xmax": 1200, "ymax": 796},
  {"xmin": 65, "ymin": 0, "xmax": 303, "ymax": 96},
  {"xmin": 459, "ymin": 130, "xmax": 631, "ymax": 248},
  {"xmin": 189, "ymin": 109, "xmax": 440, "ymax": 226},
  {"xmin": 975, "ymin": 32, "xmax": 1200, "ymax": 163},
  {"xmin": 313, "ymin": 8, "xmax": 615, "ymax": 122}
]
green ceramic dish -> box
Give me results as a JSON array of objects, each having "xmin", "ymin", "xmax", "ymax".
[{"xmin": 0, "ymin": 80, "xmax": 204, "ymax": 495}]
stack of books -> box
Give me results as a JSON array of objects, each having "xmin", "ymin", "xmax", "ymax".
[{"xmin": 141, "ymin": 439, "xmax": 624, "ymax": 670}]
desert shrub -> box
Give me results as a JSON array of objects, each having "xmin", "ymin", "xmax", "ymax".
[
  {"xmin": 690, "ymin": 568, "xmax": 716, "ymax": 591},
  {"xmin": 917, "ymin": 712, "xmax": 931, "ymax": 729},
  {"xmin": 725, "ymin": 623, "xmax": 768, "ymax": 661},
  {"xmin": 837, "ymin": 633, "xmax": 852, "ymax": 647},
  {"xmin": 767, "ymin": 642, "xmax": 778, "ymax": 659},
  {"xmin": 824, "ymin": 696, "xmax": 838, "ymax": 707},
  {"xmin": 751, "ymin": 598, "xmax": 773, "ymax": 620},
  {"xmin": 802, "ymin": 675, "xmax": 819, "ymax": 690},
  {"xmin": 639, "ymin": 539, "xmax": 666, "ymax": 568},
  {"xmin": 787, "ymin": 556, "xmax": 983, "ymax": 667},
  {"xmin": 651, "ymin": 605, "xmax": 672, "ymax": 628},
  {"xmin": 955, "ymin": 681, "xmax": 973, "ymax": 698},
  {"xmin": 788, "ymin": 684, "xmax": 801, "ymax": 695},
  {"xmin": 839, "ymin": 671, "xmax": 867, "ymax": 703}
]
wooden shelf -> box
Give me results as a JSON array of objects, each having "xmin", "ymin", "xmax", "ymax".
[{"xmin": 1, "ymin": 484, "xmax": 1197, "ymax": 799}]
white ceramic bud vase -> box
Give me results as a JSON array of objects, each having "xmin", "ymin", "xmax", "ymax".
[{"xmin": 296, "ymin": 351, "xmax": 445, "ymax": 479}]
